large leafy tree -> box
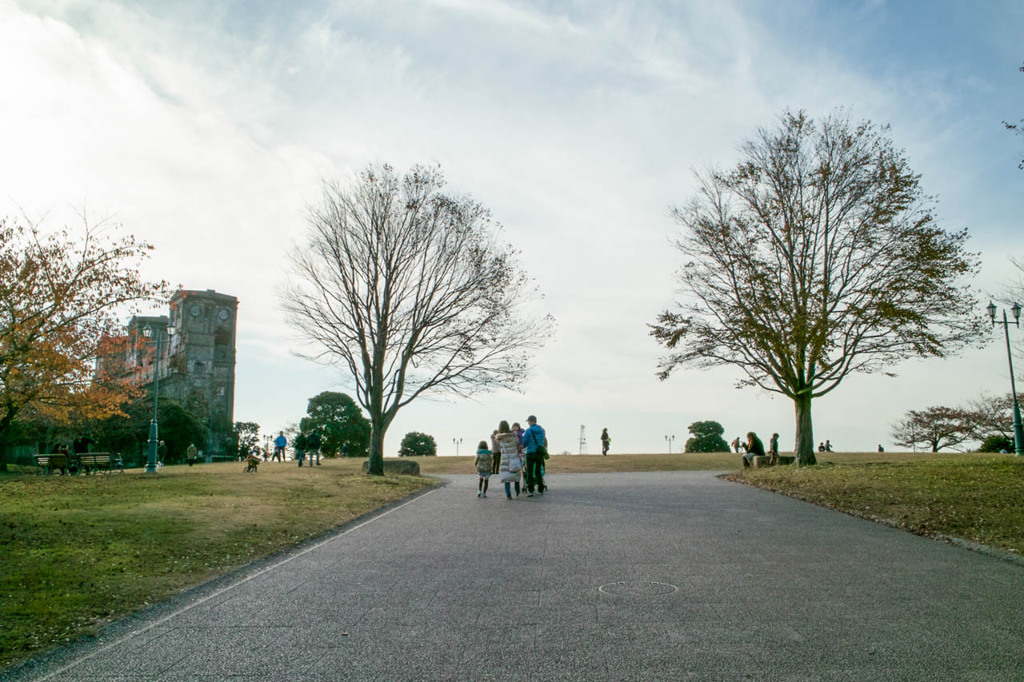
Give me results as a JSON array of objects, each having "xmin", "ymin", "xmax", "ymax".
[
  {"xmin": 651, "ymin": 111, "xmax": 982, "ymax": 466},
  {"xmin": 283, "ymin": 164, "xmax": 554, "ymax": 475},
  {"xmin": 398, "ymin": 431, "xmax": 437, "ymax": 457},
  {"xmin": 227, "ymin": 421, "xmax": 261, "ymax": 459},
  {"xmin": 87, "ymin": 398, "xmax": 208, "ymax": 465},
  {"xmin": 684, "ymin": 420, "xmax": 730, "ymax": 453},
  {"xmin": 0, "ymin": 218, "xmax": 166, "ymax": 471},
  {"xmin": 298, "ymin": 391, "xmax": 369, "ymax": 458}
]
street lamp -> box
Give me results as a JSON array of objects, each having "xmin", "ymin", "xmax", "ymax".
[
  {"xmin": 143, "ymin": 323, "xmax": 175, "ymax": 473},
  {"xmin": 664, "ymin": 434, "xmax": 675, "ymax": 455},
  {"xmin": 452, "ymin": 437, "xmax": 462, "ymax": 456},
  {"xmin": 987, "ymin": 301, "xmax": 1024, "ymax": 456}
]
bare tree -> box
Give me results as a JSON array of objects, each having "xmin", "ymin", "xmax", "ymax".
[
  {"xmin": 1003, "ymin": 62, "xmax": 1024, "ymax": 171},
  {"xmin": 651, "ymin": 111, "xmax": 983, "ymax": 466},
  {"xmin": 1004, "ymin": 257, "xmax": 1024, "ymax": 359},
  {"xmin": 965, "ymin": 393, "xmax": 1015, "ymax": 442},
  {"xmin": 283, "ymin": 164, "xmax": 553, "ymax": 475},
  {"xmin": 890, "ymin": 406, "xmax": 975, "ymax": 453}
]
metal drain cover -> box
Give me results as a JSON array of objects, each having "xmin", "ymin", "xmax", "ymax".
[{"xmin": 598, "ymin": 581, "xmax": 678, "ymax": 597}]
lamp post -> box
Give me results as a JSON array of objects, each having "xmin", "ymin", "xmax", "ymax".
[
  {"xmin": 987, "ymin": 301, "xmax": 1024, "ymax": 456},
  {"xmin": 452, "ymin": 437, "xmax": 462, "ymax": 456},
  {"xmin": 664, "ymin": 434, "xmax": 675, "ymax": 454},
  {"xmin": 143, "ymin": 323, "xmax": 174, "ymax": 473}
]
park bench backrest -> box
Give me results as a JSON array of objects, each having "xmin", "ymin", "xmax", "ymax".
[{"xmin": 80, "ymin": 453, "xmax": 111, "ymax": 462}]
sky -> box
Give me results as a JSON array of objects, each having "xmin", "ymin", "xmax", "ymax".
[{"xmin": 2, "ymin": 0, "xmax": 1023, "ymax": 456}]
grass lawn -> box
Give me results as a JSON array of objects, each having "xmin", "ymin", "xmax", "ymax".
[
  {"xmin": 727, "ymin": 452, "xmax": 1024, "ymax": 555},
  {"xmin": 0, "ymin": 460, "xmax": 434, "ymax": 668}
]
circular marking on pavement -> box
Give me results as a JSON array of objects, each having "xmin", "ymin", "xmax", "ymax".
[{"xmin": 598, "ymin": 581, "xmax": 678, "ymax": 597}]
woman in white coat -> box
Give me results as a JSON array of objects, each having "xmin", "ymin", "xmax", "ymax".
[{"xmin": 495, "ymin": 420, "xmax": 523, "ymax": 500}]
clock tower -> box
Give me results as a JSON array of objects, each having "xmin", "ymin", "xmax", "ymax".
[{"xmin": 162, "ymin": 289, "xmax": 238, "ymax": 455}]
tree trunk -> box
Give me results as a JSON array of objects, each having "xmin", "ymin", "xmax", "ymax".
[
  {"xmin": 794, "ymin": 392, "xmax": 817, "ymax": 466},
  {"xmin": 0, "ymin": 410, "xmax": 14, "ymax": 473},
  {"xmin": 367, "ymin": 423, "xmax": 385, "ymax": 476}
]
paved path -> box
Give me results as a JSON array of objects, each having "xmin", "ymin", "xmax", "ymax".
[{"xmin": 5, "ymin": 472, "xmax": 1024, "ymax": 681}]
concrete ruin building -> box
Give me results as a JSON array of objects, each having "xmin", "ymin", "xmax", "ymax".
[{"xmin": 97, "ymin": 289, "xmax": 238, "ymax": 456}]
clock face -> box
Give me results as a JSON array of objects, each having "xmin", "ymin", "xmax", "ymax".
[
  {"xmin": 190, "ymin": 305, "xmax": 200, "ymax": 318},
  {"xmin": 218, "ymin": 308, "xmax": 229, "ymax": 322}
]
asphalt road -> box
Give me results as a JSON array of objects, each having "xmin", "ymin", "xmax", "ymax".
[{"xmin": 5, "ymin": 471, "xmax": 1023, "ymax": 681}]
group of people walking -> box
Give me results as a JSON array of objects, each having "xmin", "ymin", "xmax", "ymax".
[{"xmin": 474, "ymin": 416, "xmax": 548, "ymax": 499}]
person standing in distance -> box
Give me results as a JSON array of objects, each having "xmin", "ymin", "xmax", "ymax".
[
  {"xmin": 273, "ymin": 431, "xmax": 287, "ymax": 462},
  {"xmin": 600, "ymin": 428, "xmax": 611, "ymax": 456},
  {"xmin": 522, "ymin": 415, "xmax": 547, "ymax": 496}
]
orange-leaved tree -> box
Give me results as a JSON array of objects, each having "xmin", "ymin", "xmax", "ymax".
[{"xmin": 0, "ymin": 217, "xmax": 167, "ymax": 471}]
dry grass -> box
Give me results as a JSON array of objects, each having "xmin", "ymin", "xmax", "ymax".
[
  {"xmin": 0, "ymin": 460, "xmax": 434, "ymax": 668},
  {"xmin": 727, "ymin": 452, "xmax": 1024, "ymax": 555},
  {"xmin": 409, "ymin": 452, "xmax": 743, "ymax": 474}
]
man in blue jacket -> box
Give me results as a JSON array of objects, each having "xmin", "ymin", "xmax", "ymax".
[
  {"xmin": 273, "ymin": 431, "xmax": 287, "ymax": 462},
  {"xmin": 522, "ymin": 415, "xmax": 547, "ymax": 497}
]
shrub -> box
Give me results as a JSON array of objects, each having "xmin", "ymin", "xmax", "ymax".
[
  {"xmin": 398, "ymin": 432, "xmax": 437, "ymax": 457},
  {"xmin": 684, "ymin": 420, "xmax": 730, "ymax": 453},
  {"xmin": 979, "ymin": 435, "xmax": 1014, "ymax": 453}
]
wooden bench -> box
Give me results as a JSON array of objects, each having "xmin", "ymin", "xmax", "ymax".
[
  {"xmin": 78, "ymin": 452, "xmax": 125, "ymax": 474},
  {"xmin": 35, "ymin": 454, "xmax": 70, "ymax": 475}
]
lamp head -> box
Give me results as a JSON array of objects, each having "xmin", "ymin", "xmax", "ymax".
[
  {"xmin": 986, "ymin": 301, "xmax": 997, "ymax": 324},
  {"xmin": 1013, "ymin": 302, "xmax": 1022, "ymax": 326},
  {"xmin": 143, "ymin": 324, "xmax": 153, "ymax": 338}
]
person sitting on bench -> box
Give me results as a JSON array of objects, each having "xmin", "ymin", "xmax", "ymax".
[{"xmin": 742, "ymin": 432, "xmax": 765, "ymax": 468}]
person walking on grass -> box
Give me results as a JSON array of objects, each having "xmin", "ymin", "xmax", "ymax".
[
  {"xmin": 522, "ymin": 415, "xmax": 548, "ymax": 496},
  {"xmin": 306, "ymin": 431, "xmax": 322, "ymax": 466},
  {"xmin": 273, "ymin": 432, "xmax": 286, "ymax": 462},
  {"xmin": 769, "ymin": 433, "xmax": 779, "ymax": 464},
  {"xmin": 474, "ymin": 440, "xmax": 492, "ymax": 498},
  {"xmin": 496, "ymin": 420, "xmax": 523, "ymax": 499},
  {"xmin": 601, "ymin": 428, "xmax": 611, "ymax": 456}
]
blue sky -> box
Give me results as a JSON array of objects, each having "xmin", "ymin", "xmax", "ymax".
[{"xmin": 2, "ymin": 0, "xmax": 1022, "ymax": 455}]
